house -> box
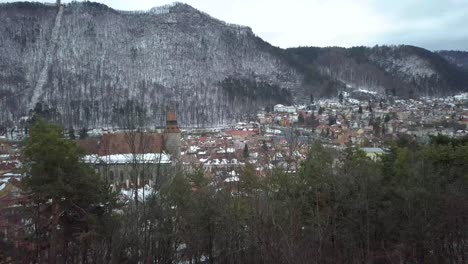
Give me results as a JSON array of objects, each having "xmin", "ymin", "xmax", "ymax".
[
  {"xmin": 0, "ymin": 140, "xmax": 12, "ymax": 154},
  {"xmin": 274, "ymin": 104, "xmax": 296, "ymax": 113},
  {"xmin": 0, "ymin": 176, "xmax": 24, "ymax": 246}
]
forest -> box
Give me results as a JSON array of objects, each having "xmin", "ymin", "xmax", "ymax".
[
  {"xmin": 2, "ymin": 2, "xmax": 468, "ymax": 129},
  {"xmin": 2, "ymin": 121, "xmax": 467, "ymax": 263},
  {"xmin": 287, "ymin": 45, "xmax": 468, "ymax": 98},
  {"xmin": 0, "ymin": 1, "xmax": 301, "ymax": 128}
]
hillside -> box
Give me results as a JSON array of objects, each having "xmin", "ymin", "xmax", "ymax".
[
  {"xmin": 437, "ymin": 50, "xmax": 468, "ymax": 71},
  {"xmin": 0, "ymin": 1, "xmax": 467, "ymax": 128},
  {"xmin": 0, "ymin": 1, "xmax": 305, "ymax": 128},
  {"xmin": 287, "ymin": 45, "xmax": 468, "ymax": 98}
]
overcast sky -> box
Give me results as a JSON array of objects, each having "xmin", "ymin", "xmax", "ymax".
[{"xmin": 2, "ymin": 0, "xmax": 468, "ymax": 50}]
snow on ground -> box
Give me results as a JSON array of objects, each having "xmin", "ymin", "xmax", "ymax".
[
  {"xmin": 265, "ymin": 128, "xmax": 282, "ymax": 135},
  {"xmin": 0, "ymin": 173, "xmax": 21, "ymax": 191},
  {"xmin": 216, "ymin": 147, "xmax": 235, "ymax": 154},
  {"xmin": 224, "ymin": 176, "xmax": 239, "ymax": 183},
  {"xmin": 120, "ymin": 184, "xmax": 155, "ymax": 201},
  {"xmin": 392, "ymin": 55, "xmax": 436, "ymax": 78},
  {"xmin": 347, "ymin": 98, "xmax": 360, "ymax": 105},
  {"xmin": 357, "ymin": 88, "xmax": 378, "ymax": 95},
  {"xmin": 83, "ymin": 153, "xmax": 172, "ymax": 164},
  {"xmin": 454, "ymin": 93, "xmax": 468, "ymax": 100}
]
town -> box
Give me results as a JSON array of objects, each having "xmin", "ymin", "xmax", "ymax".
[
  {"xmin": 1, "ymin": 91, "xmax": 468, "ymax": 262},
  {"xmin": 2, "ymin": 91, "xmax": 468, "ymax": 198}
]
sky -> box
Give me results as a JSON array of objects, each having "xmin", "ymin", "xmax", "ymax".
[{"xmin": 2, "ymin": 0, "xmax": 468, "ymax": 50}]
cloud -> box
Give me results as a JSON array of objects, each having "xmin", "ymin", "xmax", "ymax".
[{"xmin": 1, "ymin": 0, "xmax": 467, "ymax": 50}]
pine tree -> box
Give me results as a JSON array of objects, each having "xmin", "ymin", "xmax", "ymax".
[
  {"xmin": 318, "ymin": 107, "xmax": 324, "ymax": 115},
  {"xmin": 328, "ymin": 115, "xmax": 336, "ymax": 126},
  {"xmin": 69, "ymin": 126, "xmax": 75, "ymax": 140},
  {"xmin": 23, "ymin": 120, "xmax": 117, "ymax": 263},
  {"xmin": 79, "ymin": 127, "xmax": 88, "ymax": 139},
  {"xmin": 384, "ymin": 114, "xmax": 391, "ymax": 123},
  {"xmin": 243, "ymin": 144, "xmax": 249, "ymax": 158}
]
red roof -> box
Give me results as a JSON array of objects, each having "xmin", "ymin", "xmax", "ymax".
[
  {"xmin": 77, "ymin": 132, "xmax": 164, "ymax": 155},
  {"xmin": 167, "ymin": 111, "xmax": 177, "ymax": 122},
  {"xmin": 224, "ymin": 130, "xmax": 258, "ymax": 137}
]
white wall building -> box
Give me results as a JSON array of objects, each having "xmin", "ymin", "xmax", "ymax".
[{"xmin": 274, "ymin": 104, "xmax": 296, "ymax": 113}]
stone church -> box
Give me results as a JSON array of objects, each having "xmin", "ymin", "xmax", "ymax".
[{"xmin": 79, "ymin": 111, "xmax": 181, "ymax": 189}]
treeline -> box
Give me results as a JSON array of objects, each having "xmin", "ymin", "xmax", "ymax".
[
  {"xmin": 4, "ymin": 121, "xmax": 468, "ymax": 263},
  {"xmin": 0, "ymin": 2, "xmax": 54, "ymax": 10},
  {"xmin": 221, "ymin": 77, "xmax": 292, "ymax": 105}
]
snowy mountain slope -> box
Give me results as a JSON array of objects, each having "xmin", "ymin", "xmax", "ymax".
[
  {"xmin": 0, "ymin": 2, "xmax": 467, "ymax": 128},
  {"xmin": 0, "ymin": 2, "xmax": 303, "ymax": 127},
  {"xmin": 437, "ymin": 50, "xmax": 468, "ymax": 71},
  {"xmin": 287, "ymin": 45, "xmax": 468, "ymax": 97}
]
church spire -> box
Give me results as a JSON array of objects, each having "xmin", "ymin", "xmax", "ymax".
[
  {"xmin": 164, "ymin": 110, "xmax": 181, "ymax": 159},
  {"xmin": 165, "ymin": 110, "xmax": 180, "ymax": 133}
]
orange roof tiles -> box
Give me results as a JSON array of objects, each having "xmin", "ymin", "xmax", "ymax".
[{"xmin": 224, "ymin": 130, "xmax": 258, "ymax": 137}]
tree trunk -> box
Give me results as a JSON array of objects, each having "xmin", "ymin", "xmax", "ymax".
[{"xmin": 49, "ymin": 200, "xmax": 60, "ymax": 264}]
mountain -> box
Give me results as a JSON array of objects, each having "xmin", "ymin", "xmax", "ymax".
[
  {"xmin": 437, "ymin": 50, "xmax": 468, "ymax": 71},
  {"xmin": 287, "ymin": 45, "xmax": 468, "ymax": 98},
  {"xmin": 0, "ymin": 2, "xmax": 467, "ymax": 128},
  {"xmin": 0, "ymin": 1, "xmax": 305, "ymax": 128}
]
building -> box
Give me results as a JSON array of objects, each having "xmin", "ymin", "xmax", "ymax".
[
  {"xmin": 274, "ymin": 104, "xmax": 296, "ymax": 113},
  {"xmin": 80, "ymin": 111, "xmax": 181, "ymax": 189},
  {"xmin": 224, "ymin": 130, "xmax": 258, "ymax": 141},
  {"xmin": 0, "ymin": 176, "xmax": 24, "ymax": 248},
  {"xmin": 164, "ymin": 111, "xmax": 181, "ymax": 159},
  {"xmin": 83, "ymin": 153, "xmax": 172, "ymax": 189},
  {"xmin": 361, "ymin": 147, "xmax": 386, "ymax": 161}
]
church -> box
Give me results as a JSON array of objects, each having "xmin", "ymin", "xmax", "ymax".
[{"xmin": 80, "ymin": 111, "xmax": 181, "ymax": 189}]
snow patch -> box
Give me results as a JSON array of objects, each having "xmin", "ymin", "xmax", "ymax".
[
  {"xmin": 120, "ymin": 184, "xmax": 155, "ymax": 201},
  {"xmin": 392, "ymin": 55, "xmax": 436, "ymax": 78},
  {"xmin": 83, "ymin": 153, "xmax": 172, "ymax": 164},
  {"xmin": 357, "ymin": 89, "xmax": 377, "ymax": 95}
]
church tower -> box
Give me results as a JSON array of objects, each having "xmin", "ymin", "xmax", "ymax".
[{"xmin": 164, "ymin": 110, "xmax": 181, "ymax": 159}]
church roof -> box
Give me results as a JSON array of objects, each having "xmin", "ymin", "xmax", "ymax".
[{"xmin": 77, "ymin": 132, "xmax": 164, "ymax": 156}]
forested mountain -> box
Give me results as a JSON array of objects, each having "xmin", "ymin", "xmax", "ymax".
[
  {"xmin": 437, "ymin": 50, "xmax": 468, "ymax": 71},
  {"xmin": 0, "ymin": 1, "xmax": 467, "ymax": 128},
  {"xmin": 0, "ymin": 1, "xmax": 303, "ymax": 128},
  {"xmin": 287, "ymin": 45, "xmax": 468, "ymax": 98}
]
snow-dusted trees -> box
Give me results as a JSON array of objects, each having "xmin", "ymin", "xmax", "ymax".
[{"xmin": 0, "ymin": 2, "xmax": 301, "ymax": 129}]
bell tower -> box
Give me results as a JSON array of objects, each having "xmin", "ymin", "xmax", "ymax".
[{"xmin": 164, "ymin": 110, "xmax": 181, "ymax": 159}]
